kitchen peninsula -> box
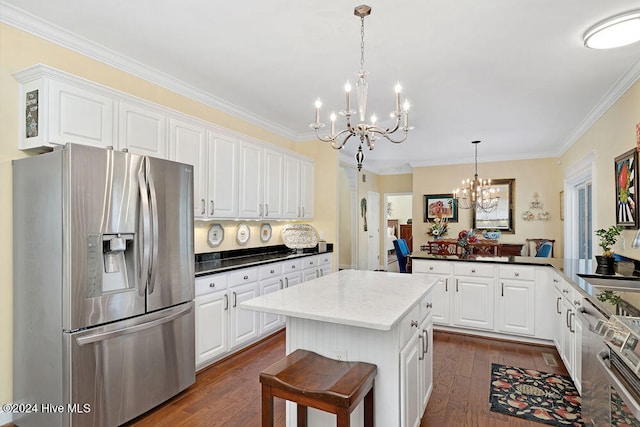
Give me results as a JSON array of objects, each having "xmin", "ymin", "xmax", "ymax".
[{"xmin": 241, "ymin": 269, "xmax": 437, "ymax": 427}]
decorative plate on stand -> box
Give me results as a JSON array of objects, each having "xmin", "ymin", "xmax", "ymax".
[
  {"xmin": 281, "ymin": 224, "xmax": 318, "ymax": 249},
  {"xmin": 236, "ymin": 224, "xmax": 250, "ymax": 245},
  {"xmin": 260, "ymin": 223, "xmax": 272, "ymax": 243},
  {"xmin": 207, "ymin": 223, "xmax": 224, "ymax": 247}
]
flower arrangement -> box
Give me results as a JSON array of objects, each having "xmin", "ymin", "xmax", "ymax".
[
  {"xmin": 427, "ymin": 215, "xmax": 448, "ymax": 238},
  {"xmin": 457, "ymin": 229, "xmax": 478, "ymax": 248}
]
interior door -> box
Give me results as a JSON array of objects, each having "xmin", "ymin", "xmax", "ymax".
[{"xmin": 368, "ymin": 191, "xmax": 380, "ymax": 270}]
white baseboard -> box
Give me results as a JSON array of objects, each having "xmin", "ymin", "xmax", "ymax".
[
  {"xmin": 0, "ymin": 411, "xmax": 13, "ymax": 425},
  {"xmin": 338, "ymin": 263, "xmax": 356, "ymax": 270}
]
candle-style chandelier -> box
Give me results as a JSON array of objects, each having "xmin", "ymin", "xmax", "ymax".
[
  {"xmin": 453, "ymin": 141, "xmax": 500, "ymax": 213},
  {"xmin": 309, "ymin": 5, "xmax": 411, "ymax": 171}
]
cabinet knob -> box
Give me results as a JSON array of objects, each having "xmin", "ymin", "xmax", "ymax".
[
  {"xmin": 429, "ymin": 266, "xmax": 434, "ymax": 270},
  {"xmin": 270, "ymin": 269, "xmax": 275, "ymax": 274},
  {"xmin": 209, "ymin": 282, "xmax": 215, "ymax": 288},
  {"xmin": 410, "ymin": 320, "xmax": 418, "ymax": 328},
  {"xmin": 426, "ymin": 302, "xmax": 433, "ymax": 309},
  {"xmin": 574, "ymin": 300, "xmax": 581, "ymax": 306},
  {"xmin": 471, "ymin": 269, "xmax": 476, "ymax": 273},
  {"xmin": 244, "ymin": 275, "xmax": 249, "ymax": 280},
  {"xmin": 514, "ymin": 272, "xmax": 520, "ymax": 277}
]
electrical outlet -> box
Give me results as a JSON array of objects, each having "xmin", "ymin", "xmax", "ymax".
[{"xmin": 331, "ymin": 349, "xmax": 348, "ymax": 361}]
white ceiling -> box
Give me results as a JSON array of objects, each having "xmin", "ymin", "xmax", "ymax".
[{"xmin": 2, "ymin": 0, "xmax": 640, "ymax": 174}]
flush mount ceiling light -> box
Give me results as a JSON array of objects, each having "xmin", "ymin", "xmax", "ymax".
[
  {"xmin": 584, "ymin": 10, "xmax": 640, "ymax": 49},
  {"xmin": 309, "ymin": 5, "xmax": 411, "ymax": 171}
]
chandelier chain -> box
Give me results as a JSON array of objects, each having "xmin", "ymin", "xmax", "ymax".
[{"xmin": 360, "ymin": 16, "xmax": 365, "ymax": 73}]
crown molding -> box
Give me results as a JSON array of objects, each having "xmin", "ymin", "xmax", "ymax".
[
  {"xmin": 558, "ymin": 56, "xmax": 640, "ymax": 156},
  {"xmin": 0, "ymin": 1, "xmax": 299, "ymax": 141}
]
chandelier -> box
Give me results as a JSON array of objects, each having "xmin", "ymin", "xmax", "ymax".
[
  {"xmin": 453, "ymin": 141, "xmax": 500, "ymax": 213},
  {"xmin": 309, "ymin": 4, "xmax": 411, "ymax": 171}
]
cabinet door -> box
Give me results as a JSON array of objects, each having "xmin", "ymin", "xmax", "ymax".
[
  {"xmin": 560, "ymin": 298, "xmax": 573, "ymax": 374},
  {"xmin": 497, "ymin": 280, "xmax": 535, "ymax": 336},
  {"xmin": 118, "ymin": 101, "xmax": 167, "ymax": 157},
  {"xmin": 50, "ymin": 80, "xmax": 115, "ymax": 148},
  {"xmin": 229, "ymin": 282, "xmax": 260, "ymax": 349},
  {"xmin": 283, "ymin": 272, "xmax": 302, "ymax": 288},
  {"xmin": 195, "ymin": 290, "xmax": 228, "ymax": 366},
  {"xmin": 453, "ymin": 276, "xmax": 494, "ymax": 330},
  {"xmin": 420, "ymin": 316, "xmax": 433, "ymax": 412},
  {"xmin": 207, "ymin": 132, "xmax": 238, "ymax": 218},
  {"xmin": 427, "ymin": 275, "xmax": 450, "ymax": 325},
  {"xmin": 400, "ymin": 333, "xmax": 422, "ymax": 427},
  {"xmin": 300, "ymin": 159, "xmax": 315, "ymax": 219},
  {"xmin": 302, "ymin": 268, "xmax": 319, "ymax": 282},
  {"xmin": 169, "ymin": 118, "xmax": 206, "ymax": 218},
  {"xmin": 573, "ymin": 313, "xmax": 582, "ymax": 395},
  {"xmin": 552, "ymin": 287, "xmax": 563, "ymax": 350},
  {"xmin": 283, "ymin": 155, "xmax": 301, "ymax": 219},
  {"xmin": 259, "ymin": 277, "xmax": 284, "ymax": 334},
  {"xmin": 263, "ymin": 149, "xmax": 284, "ymax": 219},
  {"xmin": 238, "ymin": 141, "xmax": 263, "ymax": 219}
]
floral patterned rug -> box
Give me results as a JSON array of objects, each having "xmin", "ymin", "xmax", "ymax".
[{"xmin": 489, "ymin": 363, "xmax": 583, "ymax": 426}]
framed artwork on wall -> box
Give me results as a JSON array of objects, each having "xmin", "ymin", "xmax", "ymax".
[
  {"xmin": 615, "ymin": 148, "xmax": 639, "ymax": 229},
  {"xmin": 423, "ymin": 194, "xmax": 458, "ymax": 222}
]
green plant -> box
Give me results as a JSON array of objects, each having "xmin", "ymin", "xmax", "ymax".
[{"xmin": 595, "ymin": 225, "xmax": 623, "ymax": 257}]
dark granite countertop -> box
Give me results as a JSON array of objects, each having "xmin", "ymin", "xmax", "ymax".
[
  {"xmin": 411, "ymin": 251, "xmax": 640, "ymax": 317},
  {"xmin": 195, "ymin": 244, "xmax": 333, "ymax": 277}
]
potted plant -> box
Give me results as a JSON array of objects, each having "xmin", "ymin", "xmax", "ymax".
[{"xmin": 594, "ymin": 225, "xmax": 622, "ymax": 275}]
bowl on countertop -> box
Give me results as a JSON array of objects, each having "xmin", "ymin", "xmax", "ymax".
[{"xmin": 482, "ymin": 230, "xmax": 501, "ymax": 240}]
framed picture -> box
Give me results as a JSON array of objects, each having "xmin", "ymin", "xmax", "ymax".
[
  {"xmin": 615, "ymin": 148, "xmax": 639, "ymax": 229},
  {"xmin": 423, "ymin": 194, "xmax": 458, "ymax": 222}
]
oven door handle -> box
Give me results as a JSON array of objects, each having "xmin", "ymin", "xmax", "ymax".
[{"xmin": 597, "ymin": 349, "xmax": 640, "ymax": 420}]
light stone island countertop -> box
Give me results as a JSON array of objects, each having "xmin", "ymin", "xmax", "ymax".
[{"xmin": 240, "ymin": 269, "xmax": 436, "ymax": 331}]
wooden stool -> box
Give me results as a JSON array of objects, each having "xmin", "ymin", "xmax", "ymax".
[{"xmin": 260, "ymin": 349, "xmax": 377, "ymax": 427}]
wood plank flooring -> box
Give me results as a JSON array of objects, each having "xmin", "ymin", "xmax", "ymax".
[
  {"xmin": 128, "ymin": 329, "xmax": 568, "ymax": 427},
  {"xmin": 2, "ymin": 329, "xmax": 569, "ymax": 427}
]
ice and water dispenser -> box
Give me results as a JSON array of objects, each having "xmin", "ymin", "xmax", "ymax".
[{"xmin": 86, "ymin": 233, "xmax": 136, "ymax": 297}]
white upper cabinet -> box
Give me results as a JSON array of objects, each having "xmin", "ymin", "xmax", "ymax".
[
  {"xmin": 169, "ymin": 118, "xmax": 207, "ymax": 218},
  {"xmin": 14, "ymin": 65, "xmax": 315, "ymax": 221},
  {"xmin": 263, "ymin": 149, "xmax": 284, "ymax": 219},
  {"xmin": 118, "ymin": 101, "xmax": 167, "ymax": 158},
  {"xmin": 238, "ymin": 140, "xmax": 264, "ymax": 219},
  {"xmin": 15, "ymin": 65, "xmax": 116, "ymax": 150},
  {"xmin": 206, "ymin": 131, "xmax": 238, "ymax": 219},
  {"xmin": 283, "ymin": 155, "xmax": 315, "ymax": 219}
]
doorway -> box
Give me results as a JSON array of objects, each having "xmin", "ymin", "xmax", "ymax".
[
  {"xmin": 565, "ymin": 152, "xmax": 594, "ymax": 260},
  {"xmin": 384, "ymin": 193, "xmax": 413, "ymax": 271}
]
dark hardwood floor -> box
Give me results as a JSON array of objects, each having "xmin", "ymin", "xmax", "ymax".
[
  {"xmin": 2, "ymin": 329, "xmax": 568, "ymax": 427},
  {"xmin": 128, "ymin": 329, "xmax": 568, "ymax": 427}
]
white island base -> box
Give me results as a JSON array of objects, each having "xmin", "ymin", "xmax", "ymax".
[{"xmin": 241, "ymin": 270, "xmax": 436, "ymax": 427}]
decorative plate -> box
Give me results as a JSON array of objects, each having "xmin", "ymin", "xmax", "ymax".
[
  {"xmin": 260, "ymin": 223, "xmax": 272, "ymax": 243},
  {"xmin": 207, "ymin": 223, "xmax": 224, "ymax": 247},
  {"xmin": 281, "ymin": 224, "xmax": 318, "ymax": 249},
  {"xmin": 236, "ymin": 224, "xmax": 250, "ymax": 245}
]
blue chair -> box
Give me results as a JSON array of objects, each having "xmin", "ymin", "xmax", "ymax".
[
  {"xmin": 535, "ymin": 241, "xmax": 553, "ymax": 257},
  {"xmin": 393, "ymin": 238, "xmax": 411, "ymax": 273}
]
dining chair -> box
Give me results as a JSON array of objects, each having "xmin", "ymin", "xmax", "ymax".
[{"xmin": 526, "ymin": 239, "xmax": 555, "ymax": 257}]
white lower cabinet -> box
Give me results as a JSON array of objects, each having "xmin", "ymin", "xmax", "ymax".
[
  {"xmin": 195, "ymin": 254, "xmax": 332, "ymax": 369},
  {"xmin": 195, "ymin": 289, "xmax": 228, "ymax": 367},
  {"xmin": 401, "ymin": 293, "xmax": 433, "ymax": 427},
  {"xmin": 259, "ymin": 264, "xmax": 285, "ymax": 334},
  {"xmin": 453, "ymin": 275, "xmax": 495, "ymax": 330}
]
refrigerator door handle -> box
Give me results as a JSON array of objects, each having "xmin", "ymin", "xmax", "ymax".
[
  {"xmin": 138, "ymin": 168, "xmax": 151, "ymax": 296},
  {"xmin": 146, "ymin": 160, "xmax": 160, "ymax": 294},
  {"xmin": 75, "ymin": 304, "xmax": 193, "ymax": 346}
]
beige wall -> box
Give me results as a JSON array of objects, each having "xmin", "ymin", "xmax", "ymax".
[
  {"xmin": 561, "ymin": 78, "xmax": 640, "ymax": 258},
  {"xmin": 0, "ymin": 23, "xmax": 338, "ymax": 408},
  {"xmin": 412, "ymin": 158, "xmax": 564, "ymax": 256}
]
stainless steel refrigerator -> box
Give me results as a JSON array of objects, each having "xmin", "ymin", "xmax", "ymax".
[{"xmin": 13, "ymin": 143, "xmax": 195, "ymax": 427}]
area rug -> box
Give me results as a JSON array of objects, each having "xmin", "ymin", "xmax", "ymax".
[{"xmin": 489, "ymin": 363, "xmax": 583, "ymax": 426}]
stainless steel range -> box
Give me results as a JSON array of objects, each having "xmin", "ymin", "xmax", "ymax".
[{"xmin": 579, "ymin": 275, "xmax": 640, "ymax": 426}]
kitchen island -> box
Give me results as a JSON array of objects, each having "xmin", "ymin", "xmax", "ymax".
[{"xmin": 241, "ymin": 269, "xmax": 437, "ymax": 427}]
